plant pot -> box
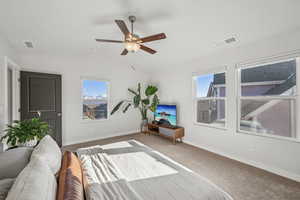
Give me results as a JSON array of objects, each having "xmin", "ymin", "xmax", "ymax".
[
  {"xmin": 19, "ymin": 140, "xmax": 37, "ymax": 147},
  {"xmin": 140, "ymin": 119, "xmax": 148, "ymax": 133}
]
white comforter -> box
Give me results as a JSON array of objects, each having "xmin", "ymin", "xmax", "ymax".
[
  {"xmin": 77, "ymin": 147, "xmax": 142, "ymax": 200},
  {"xmin": 77, "ymin": 141, "xmax": 233, "ymax": 200}
]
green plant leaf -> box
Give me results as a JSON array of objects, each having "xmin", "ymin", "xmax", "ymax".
[
  {"xmin": 1, "ymin": 118, "xmax": 50, "ymax": 147},
  {"xmin": 110, "ymin": 101, "xmax": 124, "ymax": 115},
  {"xmin": 149, "ymin": 94, "xmax": 159, "ymax": 112},
  {"xmin": 145, "ymin": 85, "xmax": 158, "ymax": 96},
  {"xmin": 137, "ymin": 83, "xmax": 141, "ymax": 96},
  {"xmin": 133, "ymin": 95, "xmax": 140, "ymax": 108},
  {"xmin": 153, "ymin": 94, "xmax": 159, "ymax": 104},
  {"xmin": 128, "ymin": 88, "xmax": 138, "ymax": 96},
  {"xmin": 123, "ymin": 103, "xmax": 131, "ymax": 113},
  {"xmin": 142, "ymin": 98, "xmax": 150, "ymax": 105}
]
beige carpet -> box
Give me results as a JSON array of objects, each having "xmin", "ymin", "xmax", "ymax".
[{"xmin": 64, "ymin": 133, "xmax": 300, "ymax": 200}]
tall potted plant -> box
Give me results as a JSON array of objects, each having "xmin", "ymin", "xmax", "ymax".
[
  {"xmin": 111, "ymin": 83, "xmax": 159, "ymax": 132},
  {"xmin": 1, "ymin": 118, "xmax": 50, "ymax": 147}
]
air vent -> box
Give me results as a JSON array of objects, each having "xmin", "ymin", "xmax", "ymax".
[
  {"xmin": 225, "ymin": 37, "xmax": 236, "ymax": 44},
  {"xmin": 24, "ymin": 41, "xmax": 34, "ymax": 48}
]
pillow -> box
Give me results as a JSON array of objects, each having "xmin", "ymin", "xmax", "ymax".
[
  {"xmin": 31, "ymin": 135, "xmax": 62, "ymax": 174},
  {"xmin": 0, "ymin": 178, "xmax": 14, "ymax": 200},
  {"xmin": 5, "ymin": 157, "xmax": 57, "ymax": 200},
  {"xmin": 0, "ymin": 147, "xmax": 33, "ymax": 179},
  {"xmin": 57, "ymin": 151, "xmax": 84, "ymax": 200}
]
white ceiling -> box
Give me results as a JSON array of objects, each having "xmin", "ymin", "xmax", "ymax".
[{"xmin": 1, "ymin": 0, "xmax": 300, "ymax": 71}]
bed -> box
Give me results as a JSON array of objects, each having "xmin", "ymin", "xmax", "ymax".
[{"xmin": 77, "ymin": 140, "xmax": 233, "ymax": 200}]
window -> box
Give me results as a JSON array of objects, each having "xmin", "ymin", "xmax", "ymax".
[
  {"xmin": 193, "ymin": 72, "xmax": 226, "ymax": 128},
  {"xmin": 82, "ymin": 79, "xmax": 109, "ymax": 120},
  {"xmin": 238, "ymin": 58, "xmax": 298, "ymax": 139}
]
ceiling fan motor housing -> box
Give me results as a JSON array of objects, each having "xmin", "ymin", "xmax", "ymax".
[{"xmin": 128, "ymin": 15, "xmax": 136, "ymax": 23}]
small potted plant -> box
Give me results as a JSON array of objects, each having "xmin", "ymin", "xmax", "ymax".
[{"xmin": 1, "ymin": 118, "xmax": 50, "ymax": 148}]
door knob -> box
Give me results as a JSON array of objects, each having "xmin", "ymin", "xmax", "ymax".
[
  {"xmin": 57, "ymin": 113, "xmax": 62, "ymax": 117},
  {"xmin": 36, "ymin": 111, "xmax": 41, "ymax": 117}
]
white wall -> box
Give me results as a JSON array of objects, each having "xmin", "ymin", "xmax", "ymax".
[
  {"xmin": 18, "ymin": 53, "xmax": 151, "ymax": 146},
  {"xmin": 152, "ymin": 29, "xmax": 300, "ymax": 182}
]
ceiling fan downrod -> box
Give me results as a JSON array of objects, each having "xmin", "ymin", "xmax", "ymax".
[{"xmin": 128, "ymin": 15, "xmax": 136, "ymax": 34}]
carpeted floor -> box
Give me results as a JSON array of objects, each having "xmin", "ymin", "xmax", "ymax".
[{"xmin": 63, "ymin": 133, "xmax": 300, "ymax": 200}]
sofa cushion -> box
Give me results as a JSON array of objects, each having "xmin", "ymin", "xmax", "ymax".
[
  {"xmin": 57, "ymin": 151, "xmax": 84, "ymax": 200},
  {"xmin": 6, "ymin": 157, "xmax": 57, "ymax": 200},
  {"xmin": 0, "ymin": 178, "xmax": 14, "ymax": 200},
  {"xmin": 31, "ymin": 135, "xmax": 62, "ymax": 174},
  {"xmin": 0, "ymin": 147, "xmax": 33, "ymax": 179}
]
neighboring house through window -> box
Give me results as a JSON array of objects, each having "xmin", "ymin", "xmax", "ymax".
[
  {"xmin": 238, "ymin": 58, "xmax": 298, "ymax": 139},
  {"xmin": 193, "ymin": 71, "xmax": 226, "ymax": 128},
  {"xmin": 82, "ymin": 79, "xmax": 109, "ymax": 120}
]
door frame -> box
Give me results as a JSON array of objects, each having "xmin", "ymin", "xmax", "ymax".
[{"xmin": 3, "ymin": 56, "xmax": 20, "ymax": 125}]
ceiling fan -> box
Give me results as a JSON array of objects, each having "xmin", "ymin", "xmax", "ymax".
[{"xmin": 95, "ymin": 16, "xmax": 166, "ymax": 55}]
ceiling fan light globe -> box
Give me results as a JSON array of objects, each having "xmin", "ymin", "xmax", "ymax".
[{"xmin": 125, "ymin": 42, "xmax": 140, "ymax": 52}]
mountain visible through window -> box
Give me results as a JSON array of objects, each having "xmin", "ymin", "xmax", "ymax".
[{"xmin": 82, "ymin": 80, "xmax": 108, "ymax": 120}]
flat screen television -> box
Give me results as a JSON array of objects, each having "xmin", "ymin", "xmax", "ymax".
[{"xmin": 154, "ymin": 104, "xmax": 177, "ymax": 126}]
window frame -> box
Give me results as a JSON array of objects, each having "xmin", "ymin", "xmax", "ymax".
[
  {"xmin": 80, "ymin": 77, "xmax": 110, "ymax": 123},
  {"xmin": 192, "ymin": 69, "xmax": 227, "ymax": 130},
  {"xmin": 236, "ymin": 56, "xmax": 300, "ymax": 142}
]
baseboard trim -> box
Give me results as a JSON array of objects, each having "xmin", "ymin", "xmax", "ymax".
[
  {"xmin": 184, "ymin": 140, "xmax": 300, "ymax": 183},
  {"xmin": 63, "ymin": 130, "xmax": 139, "ymax": 146}
]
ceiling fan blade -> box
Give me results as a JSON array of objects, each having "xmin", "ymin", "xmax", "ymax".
[
  {"xmin": 140, "ymin": 33, "xmax": 166, "ymax": 43},
  {"xmin": 95, "ymin": 39, "xmax": 123, "ymax": 43},
  {"xmin": 115, "ymin": 20, "xmax": 130, "ymax": 36},
  {"xmin": 140, "ymin": 45, "xmax": 157, "ymax": 54},
  {"xmin": 121, "ymin": 49, "xmax": 128, "ymax": 55}
]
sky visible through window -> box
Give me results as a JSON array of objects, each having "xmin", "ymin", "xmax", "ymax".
[
  {"xmin": 196, "ymin": 74, "xmax": 213, "ymax": 97},
  {"xmin": 83, "ymin": 80, "xmax": 107, "ymax": 98}
]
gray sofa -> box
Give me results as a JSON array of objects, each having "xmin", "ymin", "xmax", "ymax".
[
  {"xmin": 0, "ymin": 143, "xmax": 4, "ymax": 153},
  {"xmin": 0, "ymin": 147, "xmax": 33, "ymax": 179},
  {"xmin": 0, "ymin": 147, "xmax": 33, "ymax": 199},
  {"xmin": 0, "ymin": 135, "xmax": 62, "ymax": 200}
]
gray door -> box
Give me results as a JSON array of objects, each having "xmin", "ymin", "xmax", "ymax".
[{"xmin": 20, "ymin": 71, "xmax": 62, "ymax": 146}]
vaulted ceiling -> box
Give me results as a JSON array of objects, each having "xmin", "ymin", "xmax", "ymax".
[{"xmin": 0, "ymin": 0, "xmax": 300, "ymax": 71}]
